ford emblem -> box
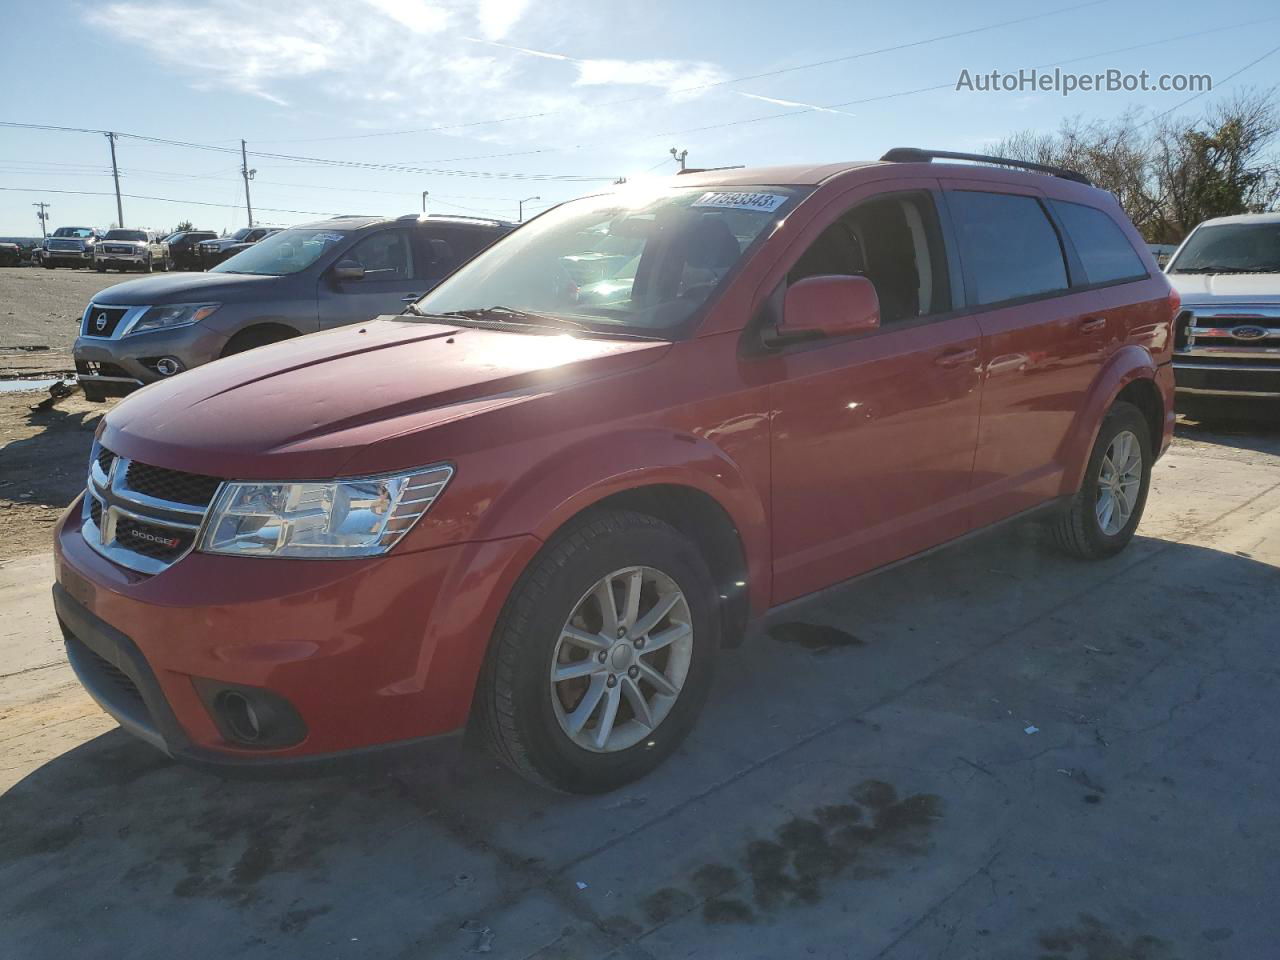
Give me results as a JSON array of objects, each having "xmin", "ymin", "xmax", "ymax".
[
  {"xmin": 94, "ymin": 312, "xmax": 108, "ymax": 332},
  {"xmin": 1230, "ymin": 325, "xmax": 1267, "ymax": 341}
]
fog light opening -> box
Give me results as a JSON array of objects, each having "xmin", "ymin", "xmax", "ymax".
[
  {"xmin": 154, "ymin": 357, "xmax": 183, "ymax": 377},
  {"xmin": 216, "ymin": 691, "xmax": 262, "ymax": 743}
]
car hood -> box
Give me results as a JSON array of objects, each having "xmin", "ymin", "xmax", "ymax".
[
  {"xmin": 100, "ymin": 318, "xmax": 670, "ymax": 479},
  {"xmin": 1167, "ymin": 272, "xmax": 1280, "ymax": 305},
  {"xmin": 90, "ymin": 271, "xmax": 280, "ymax": 305}
]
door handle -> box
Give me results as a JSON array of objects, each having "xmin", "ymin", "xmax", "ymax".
[
  {"xmin": 934, "ymin": 347, "xmax": 978, "ymax": 368},
  {"xmin": 1080, "ymin": 317, "xmax": 1107, "ymax": 334}
]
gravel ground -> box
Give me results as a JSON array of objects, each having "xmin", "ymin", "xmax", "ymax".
[{"xmin": 0, "ymin": 267, "xmax": 134, "ymax": 376}]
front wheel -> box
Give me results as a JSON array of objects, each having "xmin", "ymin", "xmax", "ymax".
[
  {"xmin": 475, "ymin": 510, "xmax": 718, "ymax": 793},
  {"xmin": 1049, "ymin": 401, "xmax": 1152, "ymax": 560}
]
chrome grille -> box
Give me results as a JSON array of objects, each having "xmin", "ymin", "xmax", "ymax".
[
  {"xmin": 48, "ymin": 238, "xmax": 83, "ymax": 251},
  {"xmin": 81, "ymin": 304, "xmax": 131, "ymax": 338},
  {"xmin": 81, "ymin": 442, "xmax": 221, "ymax": 574}
]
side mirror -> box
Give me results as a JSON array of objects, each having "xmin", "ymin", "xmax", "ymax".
[
  {"xmin": 770, "ymin": 274, "xmax": 880, "ymax": 346},
  {"xmin": 332, "ymin": 259, "xmax": 365, "ymax": 282}
]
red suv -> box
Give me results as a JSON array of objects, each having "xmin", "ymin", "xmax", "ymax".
[{"xmin": 53, "ymin": 149, "xmax": 1178, "ymax": 792}]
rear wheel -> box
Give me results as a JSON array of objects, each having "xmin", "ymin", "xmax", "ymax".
[
  {"xmin": 475, "ymin": 510, "xmax": 718, "ymax": 793},
  {"xmin": 1049, "ymin": 401, "xmax": 1152, "ymax": 560},
  {"xmin": 142, "ymin": 255, "xmax": 153, "ymax": 273}
]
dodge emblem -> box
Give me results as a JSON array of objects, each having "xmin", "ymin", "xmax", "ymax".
[{"xmin": 95, "ymin": 312, "xmax": 108, "ymax": 332}]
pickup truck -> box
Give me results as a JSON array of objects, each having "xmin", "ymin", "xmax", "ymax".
[
  {"xmin": 43, "ymin": 226, "xmax": 99, "ymax": 268},
  {"xmin": 1166, "ymin": 212, "xmax": 1280, "ymax": 405}
]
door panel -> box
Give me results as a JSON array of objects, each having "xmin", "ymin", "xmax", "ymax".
[
  {"xmin": 940, "ymin": 180, "xmax": 1106, "ymax": 524},
  {"xmin": 769, "ymin": 314, "xmax": 982, "ymax": 603}
]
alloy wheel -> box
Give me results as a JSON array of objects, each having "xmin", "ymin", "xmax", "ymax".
[
  {"xmin": 550, "ymin": 565, "xmax": 693, "ymax": 753},
  {"xmin": 1096, "ymin": 429, "xmax": 1142, "ymax": 536}
]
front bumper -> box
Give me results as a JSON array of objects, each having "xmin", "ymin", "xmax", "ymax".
[
  {"xmin": 1173, "ymin": 360, "xmax": 1280, "ymax": 398},
  {"xmin": 54, "ymin": 501, "xmax": 539, "ymax": 768},
  {"xmin": 46, "ymin": 251, "xmax": 93, "ymax": 266},
  {"xmin": 74, "ymin": 322, "xmax": 231, "ymax": 387}
]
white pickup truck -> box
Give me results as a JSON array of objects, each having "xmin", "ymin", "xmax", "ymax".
[{"xmin": 1166, "ymin": 212, "xmax": 1280, "ymax": 403}]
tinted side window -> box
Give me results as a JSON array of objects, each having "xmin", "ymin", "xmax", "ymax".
[
  {"xmin": 1050, "ymin": 200, "xmax": 1147, "ymax": 285},
  {"xmin": 787, "ymin": 192, "xmax": 951, "ymax": 324},
  {"xmin": 948, "ymin": 191, "xmax": 1068, "ymax": 305},
  {"xmin": 347, "ymin": 230, "xmax": 414, "ymax": 281}
]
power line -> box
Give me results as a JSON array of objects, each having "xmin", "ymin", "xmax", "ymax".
[
  {"xmin": 253, "ymin": 0, "xmax": 1107, "ymax": 145},
  {"xmin": 1139, "ymin": 42, "xmax": 1280, "ymax": 128},
  {"xmin": 0, "ymin": 186, "xmax": 349, "ymax": 218}
]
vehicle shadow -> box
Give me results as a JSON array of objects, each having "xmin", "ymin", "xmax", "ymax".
[
  {"xmin": 2, "ymin": 524, "xmax": 1278, "ymax": 958},
  {"xmin": 1176, "ymin": 403, "xmax": 1280, "ymax": 456},
  {"xmin": 0, "ymin": 397, "xmax": 104, "ymax": 509}
]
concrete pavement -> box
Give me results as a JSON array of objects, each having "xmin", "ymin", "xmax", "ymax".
[{"xmin": 1, "ymin": 422, "xmax": 1278, "ymax": 959}]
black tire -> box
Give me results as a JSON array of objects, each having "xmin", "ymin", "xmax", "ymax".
[
  {"xmin": 474, "ymin": 509, "xmax": 719, "ymax": 793},
  {"xmin": 142, "ymin": 255, "xmax": 153, "ymax": 273},
  {"xmin": 80, "ymin": 382, "xmax": 109, "ymax": 403},
  {"xmin": 95, "ymin": 265, "xmax": 105, "ymax": 273},
  {"xmin": 220, "ymin": 326, "xmax": 298, "ymax": 358},
  {"xmin": 44, "ymin": 263, "xmax": 54, "ymax": 270},
  {"xmin": 1050, "ymin": 401, "xmax": 1152, "ymax": 560}
]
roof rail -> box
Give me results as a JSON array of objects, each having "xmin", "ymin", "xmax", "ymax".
[{"xmin": 879, "ymin": 147, "xmax": 1093, "ymax": 186}]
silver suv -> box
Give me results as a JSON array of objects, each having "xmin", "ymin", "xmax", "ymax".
[
  {"xmin": 1167, "ymin": 212, "xmax": 1280, "ymax": 403},
  {"xmin": 95, "ymin": 229, "xmax": 171, "ymax": 273}
]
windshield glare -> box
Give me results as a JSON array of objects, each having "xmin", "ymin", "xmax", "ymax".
[
  {"xmin": 105, "ymin": 230, "xmax": 147, "ymax": 241},
  {"xmin": 413, "ymin": 186, "xmax": 800, "ymax": 334},
  {"xmin": 210, "ymin": 227, "xmax": 349, "ymax": 276},
  {"xmin": 1169, "ymin": 222, "xmax": 1280, "ymax": 274}
]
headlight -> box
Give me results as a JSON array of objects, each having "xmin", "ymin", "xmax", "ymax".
[
  {"xmin": 128, "ymin": 302, "xmax": 220, "ymax": 335},
  {"xmin": 199, "ymin": 465, "xmax": 454, "ymax": 558}
]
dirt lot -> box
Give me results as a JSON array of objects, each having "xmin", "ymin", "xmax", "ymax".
[
  {"xmin": 0, "ymin": 266, "xmax": 133, "ymax": 376},
  {"xmin": 2, "ymin": 421, "xmax": 1279, "ymax": 960},
  {"xmin": 3, "ymin": 266, "xmax": 1280, "ymax": 959}
]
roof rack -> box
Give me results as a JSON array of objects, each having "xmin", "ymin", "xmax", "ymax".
[{"xmin": 879, "ymin": 147, "xmax": 1093, "ymax": 186}]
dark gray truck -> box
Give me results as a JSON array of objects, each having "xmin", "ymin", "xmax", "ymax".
[{"xmin": 74, "ymin": 213, "xmax": 514, "ymax": 400}]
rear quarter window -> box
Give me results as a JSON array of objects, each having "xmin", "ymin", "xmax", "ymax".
[
  {"xmin": 947, "ymin": 191, "xmax": 1069, "ymax": 306},
  {"xmin": 1050, "ymin": 200, "xmax": 1148, "ymax": 285}
]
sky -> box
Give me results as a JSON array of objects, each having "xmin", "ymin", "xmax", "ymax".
[{"xmin": 2, "ymin": 0, "xmax": 1278, "ymax": 236}]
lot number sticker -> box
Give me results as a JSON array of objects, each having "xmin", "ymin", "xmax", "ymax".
[{"xmin": 692, "ymin": 192, "xmax": 789, "ymax": 213}]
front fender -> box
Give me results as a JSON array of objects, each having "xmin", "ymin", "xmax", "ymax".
[
  {"xmin": 469, "ymin": 427, "xmax": 771, "ymax": 614},
  {"xmin": 1058, "ymin": 345, "xmax": 1158, "ymax": 495}
]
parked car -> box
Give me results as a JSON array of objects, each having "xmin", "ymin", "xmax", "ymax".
[
  {"xmin": 164, "ymin": 230, "xmax": 218, "ymax": 271},
  {"xmin": 55, "ymin": 150, "xmax": 1177, "ymax": 791},
  {"xmin": 0, "ymin": 240, "xmax": 21, "ymax": 267},
  {"xmin": 74, "ymin": 213, "xmax": 514, "ymax": 399},
  {"xmin": 196, "ymin": 227, "xmax": 276, "ymax": 269},
  {"xmin": 1165, "ymin": 212, "xmax": 1280, "ymax": 405},
  {"xmin": 43, "ymin": 226, "xmax": 99, "ymax": 268}
]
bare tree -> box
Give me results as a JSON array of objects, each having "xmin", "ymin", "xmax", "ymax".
[{"xmin": 992, "ymin": 89, "xmax": 1279, "ymax": 242}]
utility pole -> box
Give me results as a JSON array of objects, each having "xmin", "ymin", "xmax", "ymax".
[
  {"xmin": 669, "ymin": 147, "xmax": 688, "ymax": 171},
  {"xmin": 422, "ymin": 190, "xmax": 429, "ymax": 214},
  {"xmin": 240, "ymin": 140, "xmax": 256, "ymax": 227},
  {"xmin": 105, "ymin": 132, "xmax": 124, "ymax": 227},
  {"xmin": 518, "ymin": 195, "xmax": 540, "ymax": 222},
  {"xmin": 32, "ymin": 202, "xmax": 50, "ymax": 238}
]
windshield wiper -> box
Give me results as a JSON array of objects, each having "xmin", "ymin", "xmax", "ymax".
[{"xmin": 448, "ymin": 305, "xmax": 589, "ymax": 329}]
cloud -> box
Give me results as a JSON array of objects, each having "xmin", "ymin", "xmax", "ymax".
[
  {"xmin": 84, "ymin": 0, "xmax": 731, "ymax": 147},
  {"xmin": 475, "ymin": 0, "xmax": 529, "ymax": 39}
]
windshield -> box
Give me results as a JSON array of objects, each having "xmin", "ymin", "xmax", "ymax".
[
  {"xmin": 412, "ymin": 186, "xmax": 802, "ymax": 335},
  {"xmin": 1168, "ymin": 222, "xmax": 1280, "ymax": 274},
  {"xmin": 229, "ymin": 228, "xmax": 253, "ymax": 242},
  {"xmin": 53, "ymin": 227, "xmax": 94, "ymax": 238},
  {"xmin": 104, "ymin": 230, "xmax": 147, "ymax": 241},
  {"xmin": 210, "ymin": 227, "xmax": 350, "ymax": 276}
]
